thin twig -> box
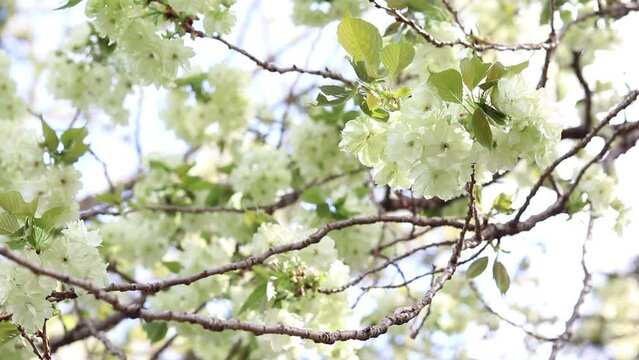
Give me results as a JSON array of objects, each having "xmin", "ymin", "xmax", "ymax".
[{"xmin": 548, "ymin": 216, "xmax": 595, "ymax": 359}]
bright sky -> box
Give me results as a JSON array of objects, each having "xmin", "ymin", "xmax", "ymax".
[{"xmin": 3, "ymin": 0, "xmax": 639, "ymax": 358}]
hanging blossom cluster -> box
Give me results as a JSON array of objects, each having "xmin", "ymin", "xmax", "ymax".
[
  {"xmin": 85, "ymin": 0, "xmax": 236, "ymax": 85},
  {"xmin": 0, "ymin": 221, "xmax": 108, "ymax": 331},
  {"xmin": 292, "ymin": 0, "xmax": 366, "ymax": 26},
  {"xmin": 47, "ymin": 25, "xmax": 132, "ymax": 124},
  {"xmin": 236, "ymin": 223, "xmax": 360, "ymax": 358},
  {"xmin": 340, "ymin": 54, "xmax": 561, "ymax": 200},
  {"xmin": 161, "ymin": 65, "xmax": 253, "ymax": 144},
  {"xmin": 229, "ymin": 146, "xmax": 292, "ymax": 204}
]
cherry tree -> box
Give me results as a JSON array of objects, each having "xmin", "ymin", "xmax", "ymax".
[{"xmin": 0, "ymin": 0, "xmax": 637, "ymax": 358}]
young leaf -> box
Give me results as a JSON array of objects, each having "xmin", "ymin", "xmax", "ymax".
[
  {"xmin": 486, "ymin": 62, "xmax": 506, "ymax": 82},
  {"xmin": 349, "ymin": 59, "xmax": 370, "ymax": 82},
  {"xmin": 40, "ymin": 119, "xmax": 59, "ymax": 153},
  {"xmin": 380, "ymin": 40, "xmax": 415, "ymax": 75},
  {"xmin": 316, "ymin": 92, "xmax": 352, "ymax": 106},
  {"xmin": 477, "ymin": 102, "xmax": 508, "ymax": 126},
  {"xmin": 478, "ymin": 80, "xmax": 498, "ymax": 91},
  {"xmin": 319, "ymin": 85, "xmax": 351, "ymax": 97},
  {"xmin": 0, "ymin": 191, "xmax": 29, "ymax": 215},
  {"xmin": 0, "ymin": 322, "xmax": 20, "ymax": 346},
  {"xmin": 0, "ymin": 213, "xmax": 22, "ymax": 235},
  {"xmin": 467, "ymin": 256, "xmax": 489, "ymax": 278},
  {"xmin": 492, "ymin": 193, "xmax": 514, "ymax": 214},
  {"xmin": 300, "ymin": 187, "xmax": 326, "ymax": 205},
  {"xmin": 60, "ymin": 127, "xmax": 90, "ymax": 164},
  {"xmin": 505, "ymin": 61, "xmax": 529, "ymax": 75},
  {"xmin": 60, "ymin": 127, "xmax": 88, "ymax": 147},
  {"xmin": 360, "ymin": 100, "xmax": 390, "ymax": 121},
  {"xmin": 34, "ymin": 206, "xmax": 68, "ymax": 230},
  {"xmin": 337, "ymin": 16, "xmax": 382, "ymax": 68},
  {"xmin": 472, "ymin": 108, "xmax": 493, "ymax": 149},
  {"xmin": 54, "ymin": 0, "xmax": 83, "ymax": 10},
  {"xmin": 428, "ymin": 69, "xmax": 464, "ymax": 103},
  {"xmin": 142, "ymin": 322, "xmax": 168, "ymax": 343},
  {"xmin": 383, "ymin": 21, "xmax": 402, "ymax": 36},
  {"xmin": 238, "ymin": 282, "xmax": 268, "ymax": 315},
  {"xmin": 492, "ymin": 261, "xmax": 511, "ymax": 295},
  {"xmin": 162, "ymin": 261, "xmax": 183, "ymax": 273},
  {"xmin": 460, "ymin": 56, "xmax": 491, "ymax": 90}
]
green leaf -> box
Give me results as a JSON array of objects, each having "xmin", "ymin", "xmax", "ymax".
[
  {"xmin": 492, "ymin": 261, "xmax": 511, "ymax": 295},
  {"xmin": 0, "ymin": 213, "xmax": 22, "ymax": 235},
  {"xmin": 360, "ymin": 100, "xmax": 390, "ymax": 121},
  {"xmin": 428, "ymin": 69, "xmax": 463, "ymax": 103},
  {"xmin": 142, "ymin": 322, "xmax": 168, "ymax": 343},
  {"xmin": 477, "ymin": 102, "xmax": 508, "ymax": 126},
  {"xmin": 54, "ymin": 0, "xmax": 83, "ymax": 10},
  {"xmin": 337, "ymin": 16, "xmax": 382, "ymax": 68},
  {"xmin": 505, "ymin": 60, "xmax": 529, "ymax": 75},
  {"xmin": 380, "ymin": 40, "xmax": 415, "ymax": 75},
  {"xmin": 40, "ymin": 119, "xmax": 59, "ymax": 153},
  {"xmin": 319, "ymin": 85, "xmax": 351, "ymax": 97},
  {"xmin": 540, "ymin": 0, "xmax": 567, "ymax": 24},
  {"xmin": 205, "ymin": 184, "xmax": 233, "ymax": 206},
  {"xmin": 14, "ymin": 198, "xmax": 39, "ymax": 218},
  {"xmin": 60, "ymin": 127, "xmax": 88, "ymax": 147},
  {"xmin": 34, "ymin": 206, "xmax": 68, "ymax": 230},
  {"xmin": 407, "ymin": 0, "xmax": 451, "ymax": 21},
  {"xmin": 60, "ymin": 127, "xmax": 89, "ymax": 164},
  {"xmin": 467, "ymin": 256, "xmax": 489, "ymax": 278},
  {"xmin": 0, "ymin": 322, "xmax": 20, "ymax": 347},
  {"xmin": 300, "ymin": 187, "xmax": 326, "ymax": 205},
  {"xmin": 28, "ymin": 225, "xmax": 49, "ymax": 250},
  {"xmin": 161, "ymin": 261, "xmax": 183, "ymax": 273},
  {"xmin": 478, "ymin": 80, "xmax": 498, "ymax": 91},
  {"xmin": 492, "ymin": 193, "xmax": 514, "ymax": 214},
  {"xmin": 471, "ymin": 108, "xmax": 493, "ymax": 149},
  {"xmin": 349, "ymin": 59, "xmax": 370, "ymax": 82},
  {"xmin": 149, "ymin": 160, "xmax": 173, "ymax": 172},
  {"xmin": 460, "ymin": 56, "xmax": 491, "ymax": 90},
  {"xmin": 392, "ymin": 86, "xmax": 412, "ymax": 98},
  {"xmin": 383, "ymin": 21, "xmax": 402, "ymax": 36},
  {"xmin": 486, "ymin": 62, "xmax": 506, "ymax": 82},
  {"xmin": 316, "ymin": 92, "xmax": 352, "ymax": 107},
  {"xmin": 238, "ymin": 282, "xmax": 268, "ymax": 315},
  {"xmin": 0, "ymin": 192, "xmax": 29, "ymax": 215},
  {"xmin": 6, "ymin": 238, "xmax": 26, "ymax": 250}
]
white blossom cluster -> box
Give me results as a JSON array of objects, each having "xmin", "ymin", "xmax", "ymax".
[
  {"xmin": 85, "ymin": 0, "xmax": 236, "ymax": 85},
  {"xmin": 239, "ymin": 222, "xmax": 361, "ymax": 358},
  {"xmin": 0, "ymin": 221, "xmax": 107, "ymax": 331},
  {"xmin": 290, "ymin": 119, "xmax": 359, "ymax": 180},
  {"xmin": 340, "ymin": 67, "xmax": 561, "ymax": 200},
  {"xmin": 162, "ymin": 65, "xmax": 253, "ymax": 144},
  {"xmin": 229, "ymin": 146, "xmax": 291, "ymax": 204}
]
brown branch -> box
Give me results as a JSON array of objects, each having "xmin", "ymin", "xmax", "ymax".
[
  {"xmin": 143, "ymin": 169, "xmax": 363, "ymax": 215},
  {"xmin": 320, "ymin": 239, "xmax": 456, "ymax": 294},
  {"xmin": 103, "ymin": 215, "xmax": 466, "ymax": 293},
  {"xmin": 19, "ymin": 326, "xmax": 44, "ymax": 360},
  {"xmin": 470, "ymin": 282, "xmax": 555, "ymax": 341},
  {"xmin": 38, "ymin": 321, "xmax": 52, "ymax": 360},
  {"xmin": 50, "ymin": 312, "xmax": 129, "ymax": 352},
  {"xmin": 365, "ymin": 233, "xmax": 491, "ymax": 291},
  {"xmin": 84, "ymin": 320, "xmax": 127, "ymax": 360},
  {"xmin": 514, "ymin": 89, "xmax": 639, "ymax": 222},
  {"xmin": 537, "ymin": 0, "xmax": 557, "ymax": 89},
  {"xmin": 369, "ymin": 0, "xmax": 555, "ymax": 51}
]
